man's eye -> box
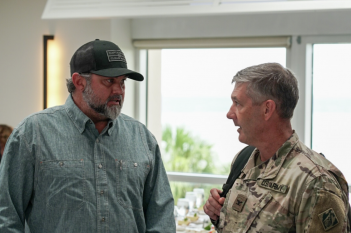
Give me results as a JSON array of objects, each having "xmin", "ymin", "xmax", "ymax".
[{"xmin": 107, "ymin": 79, "xmax": 114, "ymax": 83}]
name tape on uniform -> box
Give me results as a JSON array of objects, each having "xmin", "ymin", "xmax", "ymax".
[{"xmin": 257, "ymin": 179, "xmax": 289, "ymax": 194}]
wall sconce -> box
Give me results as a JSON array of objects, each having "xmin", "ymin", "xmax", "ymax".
[
  {"xmin": 43, "ymin": 35, "xmax": 54, "ymax": 109},
  {"xmin": 43, "ymin": 35, "xmax": 64, "ymax": 109}
]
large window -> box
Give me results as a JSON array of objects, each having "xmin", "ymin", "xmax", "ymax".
[
  {"xmin": 161, "ymin": 48, "xmax": 286, "ymax": 176},
  {"xmin": 312, "ymin": 44, "xmax": 351, "ymax": 183},
  {"xmin": 134, "ymin": 35, "xmax": 351, "ymax": 209},
  {"xmin": 143, "ymin": 47, "xmax": 286, "ymax": 204}
]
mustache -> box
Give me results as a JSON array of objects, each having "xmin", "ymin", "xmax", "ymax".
[{"xmin": 107, "ymin": 95, "xmax": 122, "ymax": 102}]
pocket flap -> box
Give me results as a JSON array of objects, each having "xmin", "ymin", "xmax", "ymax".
[
  {"xmin": 40, "ymin": 159, "xmax": 84, "ymax": 169},
  {"xmin": 243, "ymin": 192, "xmax": 273, "ymax": 232}
]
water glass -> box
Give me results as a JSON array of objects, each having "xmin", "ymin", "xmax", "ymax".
[
  {"xmin": 193, "ymin": 188, "xmax": 205, "ymax": 208},
  {"xmin": 177, "ymin": 198, "xmax": 190, "ymax": 217}
]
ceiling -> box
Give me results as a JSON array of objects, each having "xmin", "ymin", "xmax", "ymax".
[{"xmin": 41, "ymin": 0, "xmax": 351, "ymax": 19}]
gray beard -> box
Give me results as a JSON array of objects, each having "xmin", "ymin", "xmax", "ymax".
[{"xmin": 82, "ymin": 84, "xmax": 122, "ymax": 120}]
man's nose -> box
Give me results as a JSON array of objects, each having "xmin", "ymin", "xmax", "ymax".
[
  {"xmin": 227, "ymin": 105, "xmax": 236, "ymax": 120},
  {"xmin": 112, "ymin": 83, "xmax": 125, "ymax": 94}
]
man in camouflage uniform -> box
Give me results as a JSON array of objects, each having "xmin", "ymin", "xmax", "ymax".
[{"xmin": 203, "ymin": 63, "xmax": 350, "ymax": 232}]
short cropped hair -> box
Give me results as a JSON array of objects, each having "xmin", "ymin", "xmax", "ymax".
[
  {"xmin": 66, "ymin": 73, "xmax": 91, "ymax": 93},
  {"xmin": 232, "ymin": 63, "xmax": 299, "ymax": 119}
]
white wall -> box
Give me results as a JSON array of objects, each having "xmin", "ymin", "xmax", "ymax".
[
  {"xmin": 0, "ymin": 0, "xmax": 137, "ymax": 128},
  {"xmin": 131, "ymin": 10, "xmax": 351, "ymax": 39}
]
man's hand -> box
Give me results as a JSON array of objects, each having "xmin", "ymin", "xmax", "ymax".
[{"xmin": 203, "ymin": 188, "xmax": 225, "ymax": 221}]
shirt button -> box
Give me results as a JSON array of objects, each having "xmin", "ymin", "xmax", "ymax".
[
  {"xmin": 98, "ymin": 163, "xmax": 103, "ymax": 169},
  {"xmin": 100, "ymin": 190, "xmax": 104, "ymax": 195},
  {"xmin": 96, "ymin": 139, "xmax": 99, "ymax": 143},
  {"xmin": 101, "ymin": 217, "xmax": 105, "ymax": 222},
  {"xmin": 59, "ymin": 162, "xmax": 64, "ymax": 167}
]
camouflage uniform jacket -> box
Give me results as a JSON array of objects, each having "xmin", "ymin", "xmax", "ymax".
[{"xmin": 217, "ymin": 132, "xmax": 350, "ymax": 233}]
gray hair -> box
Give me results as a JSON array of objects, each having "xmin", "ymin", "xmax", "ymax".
[
  {"xmin": 66, "ymin": 73, "xmax": 92, "ymax": 93},
  {"xmin": 232, "ymin": 63, "xmax": 299, "ymax": 119}
]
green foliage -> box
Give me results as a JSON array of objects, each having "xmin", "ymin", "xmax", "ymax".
[
  {"xmin": 162, "ymin": 125, "xmax": 217, "ymax": 174},
  {"xmin": 161, "ymin": 125, "xmax": 230, "ymax": 205}
]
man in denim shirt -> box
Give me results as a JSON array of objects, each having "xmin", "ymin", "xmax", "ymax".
[{"xmin": 0, "ymin": 39, "xmax": 176, "ymax": 233}]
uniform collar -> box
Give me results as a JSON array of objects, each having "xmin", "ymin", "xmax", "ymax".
[
  {"xmin": 64, "ymin": 95, "xmax": 116, "ymax": 135},
  {"xmin": 243, "ymin": 131, "xmax": 299, "ymax": 181}
]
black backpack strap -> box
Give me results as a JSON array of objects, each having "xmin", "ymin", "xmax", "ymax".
[
  {"xmin": 220, "ymin": 146, "xmax": 255, "ymax": 198},
  {"xmin": 211, "ymin": 146, "xmax": 255, "ymax": 227}
]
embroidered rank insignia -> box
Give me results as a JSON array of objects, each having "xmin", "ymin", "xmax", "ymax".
[
  {"xmin": 232, "ymin": 194, "xmax": 247, "ymax": 212},
  {"xmin": 318, "ymin": 208, "xmax": 339, "ymax": 231},
  {"xmin": 257, "ymin": 179, "xmax": 289, "ymax": 194}
]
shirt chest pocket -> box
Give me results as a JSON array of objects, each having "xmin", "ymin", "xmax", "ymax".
[
  {"xmin": 115, "ymin": 159, "xmax": 150, "ymax": 210},
  {"xmin": 38, "ymin": 159, "xmax": 85, "ymax": 210}
]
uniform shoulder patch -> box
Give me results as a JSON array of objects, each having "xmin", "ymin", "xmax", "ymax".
[
  {"xmin": 318, "ymin": 208, "xmax": 339, "ymax": 231},
  {"xmin": 308, "ymin": 190, "xmax": 345, "ymax": 233}
]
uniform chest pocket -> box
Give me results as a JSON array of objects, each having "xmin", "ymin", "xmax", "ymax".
[
  {"xmin": 38, "ymin": 159, "xmax": 85, "ymax": 210},
  {"xmin": 242, "ymin": 192, "xmax": 273, "ymax": 232},
  {"xmin": 221, "ymin": 191, "xmax": 273, "ymax": 233},
  {"xmin": 220, "ymin": 189, "xmax": 249, "ymax": 232},
  {"xmin": 116, "ymin": 159, "xmax": 150, "ymax": 210}
]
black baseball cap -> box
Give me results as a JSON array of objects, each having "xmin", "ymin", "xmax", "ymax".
[{"xmin": 70, "ymin": 39, "xmax": 144, "ymax": 81}]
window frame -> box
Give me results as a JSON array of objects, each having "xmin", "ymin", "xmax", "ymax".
[{"xmin": 133, "ymin": 35, "xmax": 351, "ymax": 185}]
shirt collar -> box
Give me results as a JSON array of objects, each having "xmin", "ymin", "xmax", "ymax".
[
  {"xmin": 64, "ymin": 95, "xmax": 116, "ymax": 135},
  {"xmin": 243, "ymin": 131, "xmax": 299, "ymax": 180},
  {"xmin": 106, "ymin": 120, "xmax": 115, "ymax": 136}
]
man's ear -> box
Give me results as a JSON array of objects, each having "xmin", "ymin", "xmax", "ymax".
[
  {"xmin": 263, "ymin": 100, "xmax": 276, "ymax": 121},
  {"xmin": 72, "ymin": 73, "xmax": 87, "ymax": 92}
]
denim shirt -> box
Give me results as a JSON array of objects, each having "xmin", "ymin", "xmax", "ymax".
[{"xmin": 0, "ymin": 96, "xmax": 175, "ymax": 233}]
